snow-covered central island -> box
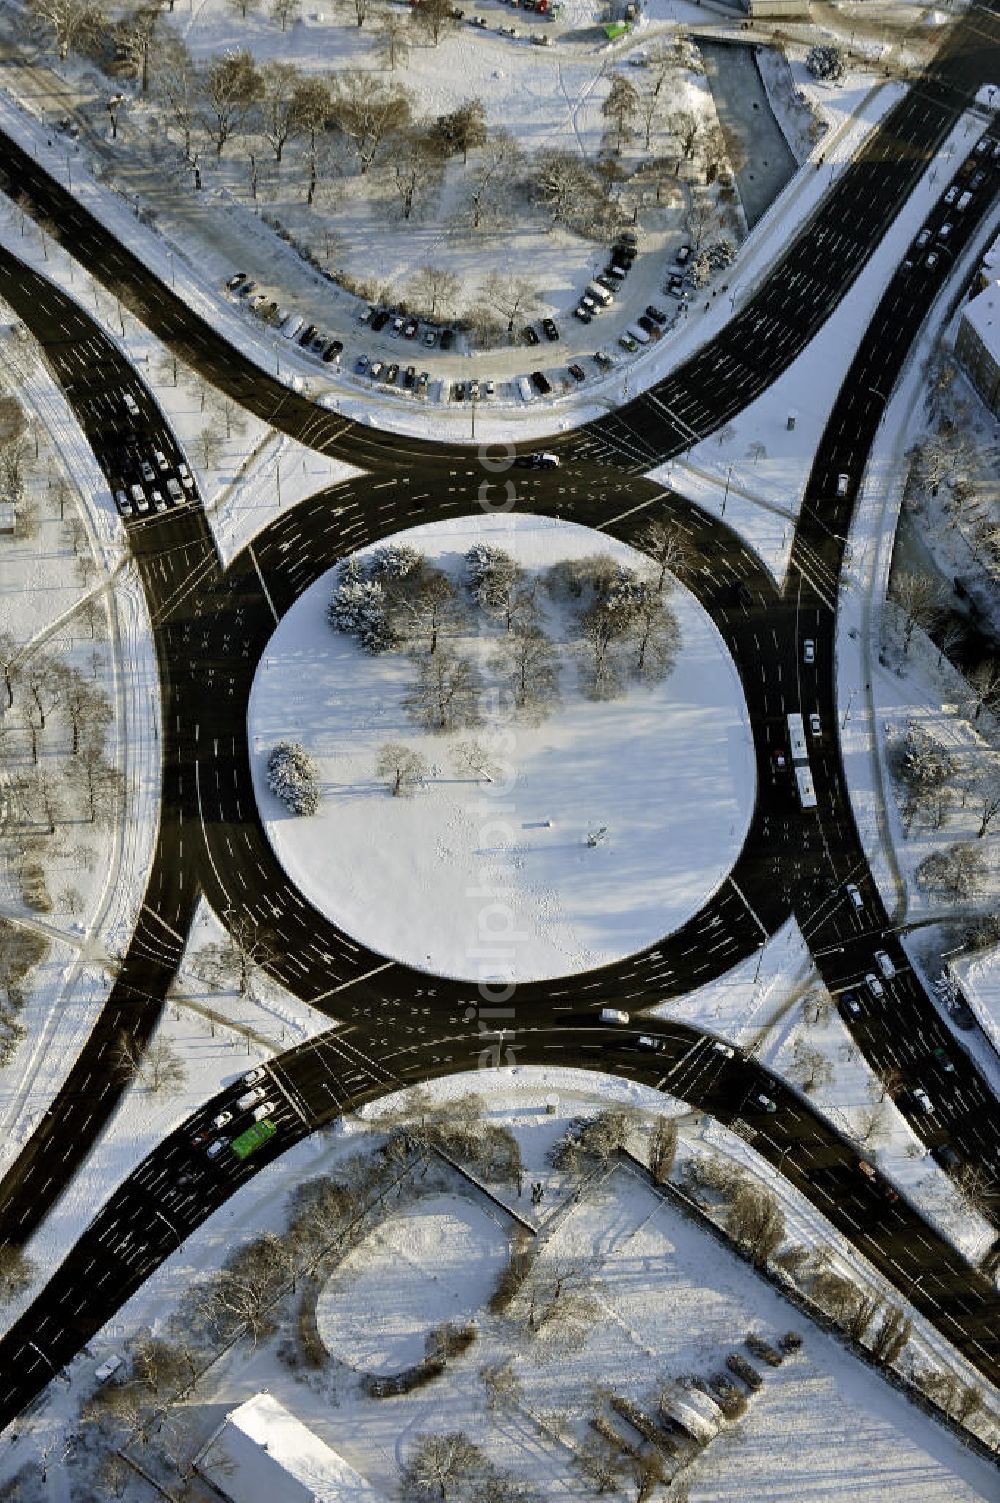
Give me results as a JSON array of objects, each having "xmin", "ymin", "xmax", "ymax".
[{"xmin": 248, "ymin": 514, "xmax": 755, "ymax": 981}]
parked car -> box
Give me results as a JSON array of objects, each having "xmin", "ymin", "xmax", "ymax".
[
  {"xmin": 369, "ymin": 361, "xmax": 384, "ymax": 380},
  {"xmin": 423, "ymin": 329, "xmax": 438, "ymax": 347},
  {"xmin": 645, "ymin": 304, "xmax": 668, "ymax": 326},
  {"xmin": 484, "ymin": 380, "xmax": 495, "ymax": 398},
  {"xmin": 637, "ymin": 315, "xmax": 660, "ymax": 337},
  {"xmin": 403, "ymin": 319, "xmax": 419, "ymax": 339},
  {"xmin": 618, "ymin": 333, "xmax": 639, "ymax": 352},
  {"xmin": 322, "ymin": 339, "xmax": 343, "ymax": 363},
  {"xmin": 574, "ymin": 305, "xmax": 593, "ymax": 323},
  {"xmin": 454, "ymin": 381, "xmax": 465, "ymax": 401},
  {"xmin": 440, "ymin": 329, "xmax": 455, "ymax": 350},
  {"xmin": 675, "ymin": 244, "xmax": 692, "ymax": 265},
  {"xmin": 593, "ymin": 349, "xmax": 615, "ymax": 369},
  {"xmin": 523, "ymin": 325, "xmax": 540, "ymax": 346},
  {"xmin": 355, "ymin": 354, "xmax": 369, "ymax": 374},
  {"xmin": 298, "ymin": 323, "xmax": 318, "ymax": 347},
  {"xmin": 370, "ymin": 310, "xmax": 390, "ymax": 331},
  {"xmin": 403, "ymin": 365, "xmax": 416, "ymax": 388},
  {"xmin": 226, "ymin": 272, "xmax": 247, "ymax": 290},
  {"xmin": 244, "ymin": 1067, "xmax": 267, "ymax": 1086},
  {"xmin": 530, "ymin": 370, "xmax": 551, "ymax": 394},
  {"xmin": 542, "ymin": 317, "xmax": 559, "ymax": 341},
  {"xmin": 568, "ymin": 363, "xmax": 586, "ymax": 382}
]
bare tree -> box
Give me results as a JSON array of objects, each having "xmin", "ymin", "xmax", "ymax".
[
  {"xmin": 375, "ymin": 7, "xmax": 410, "ymax": 67},
  {"xmin": 329, "ymin": 71, "xmax": 411, "ymax": 174},
  {"xmin": 403, "ymin": 1433, "xmax": 483, "ymax": 1502},
  {"xmin": 452, "ymin": 739, "xmax": 499, "ymax": 783},
  {"xmin": 966, "ymin": 657, "xmax": 1000, "ymax": 721},
  {"xmin": 201, "ymin": 50, "xmax": 260, "ymax": 157},
  {"xmin": 157, "ymin": 34, "xmax": 199, "ymax": 160},
  {"xmin": 791, "ymin": 1038, "xmax": 833, "ymax": 1094},
  {"xmin": 724, "ymin": 1177, "xmax": 784, "ymax": 1266},
  {"xmin": 196, "ymin": 425, "xmax": 224, "ymax": 470},
  {"xmin": 463, "ymin": 129, "xmax": 522, "ymax": 230},
  {"xmin": 225, "ymin": 910, "xmax": 276, "ymax": 1000},
  {"xmin": 636, "ymin": 516, "xmax": 689, "ymax": 591},
  {"xmin": 627, "ymin": 581, "xmax": 680, "ymax": 679},
  {"xmin": 406, "ymin": 265, "xmax": 461, "ymax": 322},
  {"xmin": 871, "ymin": 1303, "xmax": 912, "ymax": 1364},
  {"xmin": 974, "ymin": 770, "xmax": 1000, "ymax": 838},
  {"xmin": 258, "ymin": 61, "xmax": 301, "ymax": 161},
  {"xmin": 648, "ymin": 1116, "xmax": 678, "ymax": 1183},
  {"xmin": 890, "ymin": 570, "xmax": 945, "ymax": 654},
  {"xmin": 270, "ymin": 0, "xmax": 300, "ymax": 27},
  {"xmin": 403, "ymin": 650, "xmax": 482, "ymax": 732},
  {"xmin": 602, "ymin": 73, "xmax": 639, "ymax": 154},
  {"xmin": 0, "ymin": 630, "xmax": 18, "ymax": 709},
  {"xmin": 0, "ymin": 1243, "xmax": 35, "ymax": 1304},
  {"xmin": 376, "ymin": 741, "xmax": 429, "ymax": 796},
  {"xmin": 114, "ymin": 1029, "xmax": 187, "ymax": 1093},
  {"xmin": 25, "ymin": 0, "xmax": 106, "ymax": 59},
  {"xmin": 413, "ymin": 0, "xmax": 459, "ymax": 45},
  {"xmin": 917, "ymin": 842, "xmax": 986, "ymax": 899},
  {"xmin": 392, "ymin": 134, "xmax": 443, "ymax": 222},
  {"xmin": 290, "ymin": 76, "xmax": 331, "ymax": 205},
  {"xmin": 494, "ymin": 624, "xmax": 559, "ymax": 716},
  {"xmin": 480, "ymin": 1361, "xmax": 521, "ymax": 1411},
  {"xmin": 79, "ymin": 744, "xmax": 122, "ymax": 824},
  {"xmin": 478, "ymin": 271, "xmax": 539, "ymax": 335}
]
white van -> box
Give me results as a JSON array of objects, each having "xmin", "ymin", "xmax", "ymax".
[
  {"xmin": 956, "ymin": 190, "xmax": 972, "ymax": 212},
  {"xmin": 586, "ymin": 281, "xmax": 613, "ymax": 307},
  {"xmin": 281, "ymin": 313, "xmax": 305, "ymax": 339},
  {"xmin": 515, "ymin": 375, "xmax": 533, "ymax": 402}
]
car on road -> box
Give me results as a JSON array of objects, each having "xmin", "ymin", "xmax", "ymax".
[
  {"xmin": 130, "ymin": 484, "xmax": 148, "ymax": 513},
  {"xmin": 845, "ymin": 882, "xmax": 863, "ymax": 910},
  {"xmin": 865, "ymin": 972, "xmax": 884, "ymax": 999},
  {"xmin": 711, "ymin": 1041, "xmax": 734, "ymax": 1058},
  {"xmin": 123, "ymin": 392, "xmax": 140, "ymax": 419},
  {"xmin": 802, "ymin": 639, "xmax": 815, "ymax": 664},
  {"xmin": 809, "ymin": 712, "xmax": 821, "ymax": 737},
  {"xmin": 154, "ymin": 449, "xmax": 169, "ymax": 472},
  {"xmin": 944, "ymin": 185, "xmax": 959, "ymax": 204},
  {"xmin": 244, "ymin": 1067, "xmax": 267, "ymax": 1085},
  {"xmin": 237, "ymin": 1085, "xmax": 267, "ymax": 1111},
  {"xmin": 252, "ymin": 1101, "xmax": 276, "ymax": 1121},
  {"xmin": 213, "ymin": 1109, "xmax": 233, "ymax": 1130},
  {"xmin": 857, "ymin": 1158, "xmax": 877, "ymax": 1181},
  {"xmin": 206, "ymin": 1139, "xmax": 227, "ymax": 1159},
  {"xmin": 925, "ymin": 251, "xmax": 940, "ymax": 270},
  {"xmin": 150, "ymin": 489, "xmax": 167, "ymax": 513},
  {"xmin": 838, "ymin": 991, "xmax": 862, "ymax": 1019},
  {"xmin": 874, "ymin": 949, "xmax": 896, "ymax": 978},
  {"xmin": 771, "ymin": 747, "xmax": 788, "ymax": 774},
  {"xmin": 140, "ymin": 459, "xmax": 155, "ymax": 483},
  {"xmin": 600, "ymin": 1008, "xmax": 630, "ymax": 1025},
  {"xmin": 530, "ymin": 370, "xmax": 552, "ymax": 395},
  {"xmin": 167, "ymin": 478, "xmax": 183, "ymax": 503},
  {"xmin": 177, "ymin": 462, "xmax": 195, "ymax": 492},
  {"xmin": 931, "ymin": 1046, "xmax": 955, "ymax": 1073},
  {"xmin": 114, "ymin": 489, "xmax": 131, "ymax": 516},
  {"xmin": 514, "ymin": 451, "xmax": 560, "ymax": 468},
  {"xmin": 637, "ymin": 1034, "xmax": 668, "ymax": 1051},
  {"xmin": 751, "ymin": 1092, "xmax": 777, "ymax": 1114},
  {"xmin": 542, "ymin": 317, "xmax": 560, "ymax": 341},
  {"xmin": 523, "ymin": 325, "xmax": 540, "ymax": 346},
  {"xmin": 915, "ymin": 228, "xmax": 932, "ymax": 248},
  {"xmin": 568, "ymin": 363, "xmax": 586, "ymax": 382},
  {"xmin": 911, "ymin": 1086, "xmax": 933, "ymax": 1113}
]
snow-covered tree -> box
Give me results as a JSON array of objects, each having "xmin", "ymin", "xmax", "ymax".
[
  {"xmin": 376, "ymin": 742, "xmax": 428, "ymax": 797},
  {"xmin": 806, "ymin": 44, "xmax": 845, "ymax": 82},
  {"xmin": 327, "ymin": 573, "xmax": 393, "ymax": 652},
  {"xmin": 267, "ymin": 740, "xmax": 320, "ymax": 815},
  {"xmin": 370, "ymin": 543, "xmax": 423, "ymax": 580}
]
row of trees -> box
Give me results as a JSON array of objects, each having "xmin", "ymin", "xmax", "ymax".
[{"xmin": 890, "ymin": 718, "xmax": 1000, "ymax": 843}]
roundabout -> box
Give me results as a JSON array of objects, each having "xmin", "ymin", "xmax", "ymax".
[{"xmin": 247, "ymin": 514, "xmax": 755, "ymax": 982}]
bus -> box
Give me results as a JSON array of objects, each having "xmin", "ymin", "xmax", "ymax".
[
  {"xmin": 786, "ymin": 712, "xmax": 808, "ymax": 764},
  {"xmin": 795, "ymin": 765, "xmax": 818, "ymax": 810},
  {"xmin": 231, "ymin": 1118, "xmax": 277, "ymax": 1161}
]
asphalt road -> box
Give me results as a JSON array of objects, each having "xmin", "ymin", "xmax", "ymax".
[{"xmin": 1, "ymin": 0, "xmax": 1000, "ymax": 1430}]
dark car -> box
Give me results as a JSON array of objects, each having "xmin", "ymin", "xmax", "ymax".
[
  {"xmin": 932, "ymin": 1046, "xmax": 956, "ymax": 1073},
  {"xmin": 530, "ymin": 370, "xmax": 552, "ymax": 395},
  {"xmin": 637, "ymin": 315, "xmax": 660, "ymax": 337},
  {"xmin": 523, "ymin": 325, "xmax": 540, "ymax": 346},
  {"xmin": 675, "ymin": 243, "xmax": 692, "ymax": 265},
  {"xmin": 322, "ymin": 339, "xmax": 343, "ymax": 363},
  {"xmin": 298, "ymin": 324, "xmax": 318, "ymax": 346},
  {"xmin": 403, "ymin": 319, "xmax": 419, "ymax": 339},
  {"xmin": 226, "ymin": 272, "xmax": 247, "ymax": 290},
  {"xmin": 370, "ymin": 310, "xmax": 390, "ymax": 331},
  {"xmin": 385, "ymin": 363, "xmax": 399, "ymax": 383},
  {"xmin": 574, "ymin": 306, "xmax": 593, "ymax": 323},
  {"xmin": 454, "ymin": 381, "xmax": 466, "ymax": 401},
  {"xmin": 931, "ymin": 1143, "xmax": 962, "ymax": 1172},
  {"xmin": 440, "ymin": 329, "xmax": 455, "ymax": 350},
  {"xmin": 542, "ymin": 317, "xmax": 559, "ymax": 341},
  {"xmin": 403, "ymin": 365, "xmax": 416, "ymax": 388},
  {"xmin": 645, "ymin": 304, "xmax": 668, "ymax": 326},
  {"xmin": 838, "ymin": 991, "xmax": 862, "ymax": 1019},
  {"xmin": 355, "ymin": 354, "xmax": 369, "ymax": 374},
  {"xmin": 568, "ymin": 363, "xmax": 586, "ymax": 382}
]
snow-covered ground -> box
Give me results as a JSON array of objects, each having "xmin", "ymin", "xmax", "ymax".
[
  {"xmin": 7, "ymin": 1073, "xmax": 996, "ymax": 1503},
  {"xmin": 248, "ymin": 513, "xmax": 755, "ymax": 981}
]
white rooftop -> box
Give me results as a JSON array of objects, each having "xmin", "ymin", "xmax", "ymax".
[
  {"xmin": 196, "ymin": 1393, "xmax": 383, "ymax": 1503},
  {"xmin": 962, "ymin": 279, "xmax": 1000, "ymax": 363},
  {"xmin": 950, "ymin": 943, "xmax": 1000, "ymax": 1057}
]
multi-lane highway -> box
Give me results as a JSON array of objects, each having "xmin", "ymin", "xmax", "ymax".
[{"xmin": 2, "ymin": 0, "xmax": 1000, "ymax": 1432}]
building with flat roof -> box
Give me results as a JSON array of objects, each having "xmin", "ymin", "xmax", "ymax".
[
  {"xmin": 956, "ymin": 280, "xmax": 1000, "ymax": 414},
  {"xmin": 195, "ymin": 1392, "xmax": 383, "ymax": 1503}
]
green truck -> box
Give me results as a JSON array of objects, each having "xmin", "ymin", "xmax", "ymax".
[{"xmin": 231, "ymin": 1118, "xmax": 277, "ymax": 1161}]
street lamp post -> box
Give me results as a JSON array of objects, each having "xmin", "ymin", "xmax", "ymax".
[
  {"xmin": 842, "ymin": 687, "xmax": 857, "ymax": 730},
  {"xmin": 722, "ymin": 463, "xmax": 734, "ymax": 517}
]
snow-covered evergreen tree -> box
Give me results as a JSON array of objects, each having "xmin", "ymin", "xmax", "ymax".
[
  {"xmin": 370, "ymin": 543, "xmax": 423, "ymax": 580},
  {"xmin": 806, "ymin": 44, "xmax": 845, "ymax": 82},
  {"xmin": 267, "ymin": 740, "xmax": 320, "ymax": 816},
  {"xmin": 327, "ymin": 575, "xmax": 394, "ymax": 653}
]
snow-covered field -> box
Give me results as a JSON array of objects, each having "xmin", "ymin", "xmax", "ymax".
[
  {"xmin": 248, "ymin": 512, "xmax": 755, "ymax": 981},
  {"xmin": 8, "ymin": 1076, "xmax": 995, "ymax": 1503}
]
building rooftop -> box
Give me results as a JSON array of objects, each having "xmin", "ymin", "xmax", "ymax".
[
  {"xmin": 195, "ymin": 1392, "xmax": 384, "ymax": 1503},
  {"xmin": 962, "ymin": 279, "xmax": 1000, "ymax": 363}
]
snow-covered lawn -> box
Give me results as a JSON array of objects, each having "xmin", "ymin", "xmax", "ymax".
[
  {"xmin": 316, "ymin": 1192, "xmax": 508, "ymax": 1373},
  {"xmin": 248, "ymin": 512, "xmax": 754, "ymax": 981}
]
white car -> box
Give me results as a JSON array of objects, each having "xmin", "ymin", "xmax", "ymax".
[
  {"xmin": 178, "ymin": 462, "xmax": 196, "ymax": 492},
  {"xmin": 154, "ymin": 449, "xmax": 169, "ymax": 472},
  {"xmin": 237, "ymin": 1085, "xmax": 267, "ymax": 1111},
  {"xmin": 802, "ymin": 639, "xmax": 815, "ymax": 664},
  {"xmin": 711, "ymin": 1041, "xmax": 735, "ymax": 1058},
  {"xmin": 846, "ymin": 883, "xmax": 863, "ymax": 910},
  {"xmin": 243, "ymin": 1066, "xmax": 267, "ymax": 1085},
  {"xmin": 206, "ymin": 1139, "xmax": 227, "ymax": 1158},
  {"xmin": 865, "ymin": 972, "xmax": 884, "ymax": 999},
  {"xmin": 213, "ymin": 1109, "xmax": 233, "ymax": 1130},
  {"xmin": 809, "ymin": 712, "xmax": 821, "ymax": 737},
  {"xmin": 253, "ymin": 1101, "xmax": 276, "ymax": 1121},
  {"xmin": 911, "ymin": 1087, "xmax": 933, "ymax": 1113},
  {"xmin": 600, "ymin": 1008, "xmax": 629, "ymax": 1025},
  {"xmin": 874, "ymin": 949, "xmax": 896, "ymax": 979}
]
